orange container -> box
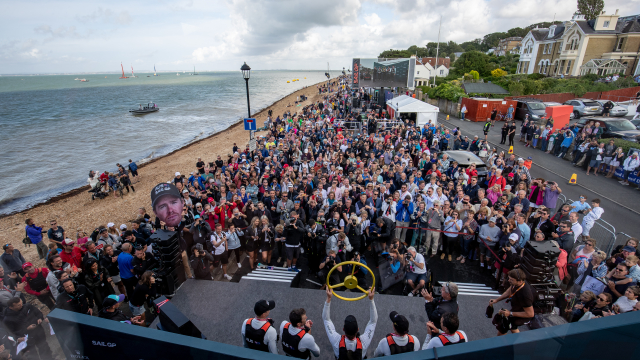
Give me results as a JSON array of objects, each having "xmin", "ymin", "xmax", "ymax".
[
  {"xmin": 544, "ymin": 105, "xmax": 572, "ymax": 132},
  {"xmin": 461, "ymin": 98, "xmax": 518, "ymax": 122}
]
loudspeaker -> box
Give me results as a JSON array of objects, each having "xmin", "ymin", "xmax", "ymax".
[
  {"xmin": 149, "ymin": 229, "xmax": 185, "ymax": 297},
  {"xmin": 524, "ymin": 241, "xmax": 560, "ymax": 260},
  {"xmin": 153, "ymin": 296, "xmax": 204, "ymax": 339},
  {"xmin": 150, "ymin": 229, "xmax": 179, "ymax": 248}
]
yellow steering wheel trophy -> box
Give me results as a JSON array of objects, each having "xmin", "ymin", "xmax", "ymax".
[{"xmin": 326, "ymin": 261, "xmax": 375, "ymax": 301}]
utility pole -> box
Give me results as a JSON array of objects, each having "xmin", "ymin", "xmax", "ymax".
[{"xmin": 434, "ymin": 15, "xmax": 442, "ymax": 86}]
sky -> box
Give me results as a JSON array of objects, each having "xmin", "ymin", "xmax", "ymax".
[{"xmin": 2, "ymin": 0, "xmax": 640, "ymax": 74}]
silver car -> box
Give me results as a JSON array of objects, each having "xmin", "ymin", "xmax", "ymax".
[
  {"xmin": 595, "ymin": 100, "xmax": 628, "ymax": 117},
  {"xmin": 563, "ymin": 99, "xmax": 603, "ymax": 119}
]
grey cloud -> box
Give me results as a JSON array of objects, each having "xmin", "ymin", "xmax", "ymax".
[{"xmin": 232, "ymin": 0, "xmax": 361, "ymax": 56}]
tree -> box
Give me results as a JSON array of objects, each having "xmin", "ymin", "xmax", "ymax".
[
  {"xmin": 577, "ymin": 0, "xmax": 605, "ymax": 21},
  {"xmin": 469, "ymin": 70, "xmax": 480, "ymax": 80},
  {"xmin": 508, "ymin": 82, "xmax": 525, "ymax": 96},
  {"xmin": 453, "ymin": 51, "xmax": 490, "ymax": 76}
]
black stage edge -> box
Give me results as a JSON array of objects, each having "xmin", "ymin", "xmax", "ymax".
[{"xmin": 152, "ymin": 279, "xmax": 510, "ymax": 359}]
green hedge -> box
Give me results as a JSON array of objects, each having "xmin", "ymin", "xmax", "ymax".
[{"xmin": 598, "ymin": 138, "xmax": 640, "ymax": 154}]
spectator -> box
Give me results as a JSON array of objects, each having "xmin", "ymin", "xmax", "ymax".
[
  {"xmin": 190, "ymin": 243, "xmax": 214, "ymax": 280},
  {"xmin": 24, "ymin": 219, "xmax": 48, "ymax": 260},
  {"xmin": 478, "ymin": 217, "xmax": 500, "ymax": 270},
  {"xmin": 59, "ymin": 238, "xmax": 85, "ymax": 268},
  {"xmin": 620, "ymin": 152, "xmax": 639, "ymax": 186},
  {"xmin": 421, "ymin": 282, "xmax": 459, "ymax": 329},
  {"xmin": 2, "ymin": 298, "xmax": 52, "ymax": 359},
  {"xmin": 0, "ymin": 245, "xmax": 25, "ymax": 280},
  {"xmin": 47, "ymin": 219, "xmax": 66, "ymax": 250},
  {"xmin": 118, "ymin": 243, "xmax": 136, "ymax": 300},
  {"xmin": 55, "ymin": 278, "xmax": 93, "ymax": 315},
  {"xmin": 100, "ymin": 244, "xmax": 127, "ymax": 298},
  {"xmin": 423, "ymin": 201, "xmax": 445, "ymax": 257},
  {"xmin": 99, "ymin": 294, "xmax": 144, "ymax": 325},
  {"xmin": 83, "ymin": 258, "xmax": 114, "ymax": 311},
  {"xmin": 395, "ymin": 196, "xmax": 414, "ymax": 244},
  {"xmin": 581, "ymin": 199, "xmax": 603, "ymax": 240},
  {"xmin": 129, "ymin": 271, "xmax": 157, "ymax": 325},
  {"xmin": 404, "ymin": 247, "xmax": 427, "ymax": 297},
  {"xmin": 611, "ymin": 286, "xmax": 640, "ymax": 314},
  {"xmin": 21, "ymin": 262, "xmax": 55, "ymax": 310}
]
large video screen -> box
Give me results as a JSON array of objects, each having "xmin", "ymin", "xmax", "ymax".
[{"xmin": 352, "ymin": 58, "xmax": 415, "ymax": 88}]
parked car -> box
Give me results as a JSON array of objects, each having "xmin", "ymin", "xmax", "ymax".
[
  {"xmin": 630, "ymin": 118, "xmax": 640, "ymax": 129},
  {"xmin": 515, "ymin": 100, "xmax": 547, "ymax": 121},
  {"xmin": 594, "ymin": 100, "xmax": 628, "ymax": 117},
  {"xmin": 575, "ymin": 117, "xmax": 640, "ymax": 142},
  {"xmin": 444, "ymin": 150, "xmax": 489, "ymax": 182},
  {"xmin": 543, "ymin": 101, "xmax": 575, "ymax": 120},
  {"xmin": 563, "ymin": 99, "xmax": 603, "ymax": 118}
]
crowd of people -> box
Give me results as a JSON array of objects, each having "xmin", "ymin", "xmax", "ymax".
[
  {"xmin": 499, "ymin": 115, "xmax": 640, "ymax": 186},
  {"xmin": 2, "ymin": 76, "xmax": 639, "ymax": 359}
]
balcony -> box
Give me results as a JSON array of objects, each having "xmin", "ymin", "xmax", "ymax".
[{"xmin": 561, "ymin": 49, "xmax": 578, "ymax": 56}]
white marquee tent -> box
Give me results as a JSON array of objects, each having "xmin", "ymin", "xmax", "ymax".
[{"xmin": 386, "ymin": 95, "xmax": 440, "ymax": 127}]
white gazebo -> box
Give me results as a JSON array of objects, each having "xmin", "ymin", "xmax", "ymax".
[{"xmin": 386, "ymin": 95, "xmax": 440, "ymax": 127}]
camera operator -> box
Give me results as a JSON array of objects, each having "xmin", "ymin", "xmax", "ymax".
[
  {"xmin": 421, "ymin": 282, "xmax": 459, "ymax": 329},
  {"xmin": 190, "ymin": 243, "xmax": 214, "ymax": 280},
  {"xmin": 189, "ymin": 215, "xmax": 211, "ymax": 249},
  {"xmin": 306, "ymin": 220, "xmax": 327, "ymax": 273},
  {"xmin": 326, "ymin": 232, "xmax": 352, "ymax": 263},
  {"xmin": 326, "ymin": 211, "xmax": 345, "ymax": 237},
  {"xmin": 285, "ymin": 211, "xmax": 306, "ymax": 271},
  {"xmin": 241, "ymin": 300, "xmax": 278, "ymax": 355},
  {"xmin": 424, "ymin": 200, "xmax": 445, "ymax": 258},
  {"xmin": 210, "ymin": 223, "xmax": 232, "ymax": 280},
  {"xmin": 373, "ymin": 217, "xmax": 395, "ymax": 253},
  {"xmin": 402, "ymin": 246, "xmax": 428, "ymax": 297},
  {"xmin": 344, "ymin": 215, "xmax": 363, "ymax": 258},
  {"xmin": 319, "ymin": 250, "xmax": 343, "ymax": 290},
  {"xmin": 488, "ymin": 269, "xmax": 534, "ymax": 336},
  {"xmin": 528, "ymin": 208, "xmax": 554, "ymax": 240}
]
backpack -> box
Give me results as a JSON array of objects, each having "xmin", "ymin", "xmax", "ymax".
[{"xmin": 22, "ymin": 229, "xmax": 32, "ymax": 247}]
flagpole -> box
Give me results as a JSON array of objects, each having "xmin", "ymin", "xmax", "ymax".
[{"xmin": 434, "ymin": 15, "xmax": 442, "ymax": 86}]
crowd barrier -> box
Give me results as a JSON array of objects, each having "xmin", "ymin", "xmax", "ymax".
[{"xmin": 559, "ymin": 198, "xmax": 617, "ymax": 256}]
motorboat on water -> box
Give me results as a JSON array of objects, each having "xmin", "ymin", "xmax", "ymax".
[
  {"xmin": 80, "ymin": 79, "xmax": 88, "ymax": 82},
  {"xmin": 129, "ymin": 103, "xmax": 159, "ymax": 115}
]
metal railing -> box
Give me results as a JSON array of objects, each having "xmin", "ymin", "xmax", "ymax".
[{"xmin": 562, "ymin": 197, "xmax": 617, "ymax": 256}]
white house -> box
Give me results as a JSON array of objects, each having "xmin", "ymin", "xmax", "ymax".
[{"xmin": 413, "ymin": 57, "xmax": 450, "ymax": 86}]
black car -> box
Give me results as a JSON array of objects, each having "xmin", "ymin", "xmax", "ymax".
[
  {"xmin": 575, "ymin": 117, "xmax": 640, "ymax": 142},
  {"xmin": 515, "ymin": 100, "xmax": 547, "ymax": 121}
]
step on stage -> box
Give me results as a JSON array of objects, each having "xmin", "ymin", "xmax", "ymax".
[{"xmin": 155, "ymin": 279, "xmax": 515, "ymax": 359}]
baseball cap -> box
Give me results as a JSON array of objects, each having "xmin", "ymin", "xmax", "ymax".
[
  {"xmin": 508, "ymin": 173, "xmax": 515, "ymax": 177},
  {"xmin": 509, "ymin": 233, "xmax": 519, "ymax": 241},
  {"xmin": 151, "ymin": 183, "xmax": 182, "ymax": 209},
  {"xmin": 389, "ymin": 311, "xmax": 409, "ymax": 334},
  {"xmin": 175, "ymin": 172, "xmax": 181, "ymax": 177},
  {"xmin": 182, "ymin": 189, "xmax": 188, "ymax": 193},
  {"xmin": 22, "ymin": 262, "xmax": 34, "ymax": 270},
  {"xmin": 195, "ymin": 243, "xmax": 204, "ymax": 251},
  {"xmin": 120, "ymin": 224, "xmax": 127, "ymax": 230},
  {"xmin": 254, "ymin": 300, "xmax": 276, "ymax": 315},
  {"xmin": 103, "ymin": 294, "xmax": 125, "ymax": 308},
  {"xmin": 107, "ymin": 222, "xmax": 115, "ymax": 228},
  {"xmin": 194, "ymin": 215, "xmax": 200, "ymax": 219},
  {"xmin": 344, "ymin": 315, "xmax": 359, "ymax": 336},
  {"xmin": 623, "ymin": 246, "xmax": 636, "ymax": 253},
  {"xmin": 62, "ymin": 238, "xmax": 75, "ymax": 246},
  {"xmin": 489, "ymin": 217, "xmax": 497, "ymax": 223},
  {"xmin": 505, "ymin": 185, "xmax": 512, "ymax": 190}
]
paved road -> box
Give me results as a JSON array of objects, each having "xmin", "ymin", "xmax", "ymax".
[{"xmin": 436, "ymin": 113, "xmax": 639, "ymax": 248}]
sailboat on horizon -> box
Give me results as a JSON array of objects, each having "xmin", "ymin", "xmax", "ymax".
[
  {"xmin": 191, "ymin": 65, "xmax": 198, "ymax": 75},
  {"xmin": 130, "ymin": 65, "xmax": 138, "ymax": 78},
  {"xmin": 153, "ymin": 64, "xmax": 158, "ymax": 76},
  {"xmin": 119, "ymin": 62, "xmax": 129, "ymax": 79}
]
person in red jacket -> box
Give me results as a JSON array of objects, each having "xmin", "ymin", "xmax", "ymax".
[
  {"xmin": 21, "ymin": 262, "xmax": 55, "ymax": 309},
  {"xmin": 59, "ymin": 238, "xmax": 85, "ymax": 269},
  {"xmin": 488, "ymin": 169, "xmax": 507, "ymax": 191}
]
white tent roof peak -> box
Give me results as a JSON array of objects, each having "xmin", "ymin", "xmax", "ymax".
[{"xmin": 386, "ymin": 95, "xmax": 439, "ymax": 113}]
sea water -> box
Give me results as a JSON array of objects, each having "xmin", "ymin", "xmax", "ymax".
[{"xmin": 0, "ymin": 71, "xmax": 332, "ymax": 215}]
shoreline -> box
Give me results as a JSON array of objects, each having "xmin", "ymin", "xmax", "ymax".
[
  {"xmin": 0, "ymin": 77, "xmax": 334, "ymax": 268},
  {"xmin": 0, "ymin": 79, "xmax": 330, "ymax": 219}
]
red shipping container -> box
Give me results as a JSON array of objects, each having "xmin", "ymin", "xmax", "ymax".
[
  {"xmin": 544, "ymin": 105, "xmax": 572, "ymax": 132},
  {"xmin": 461, "ymin": 98, "xmax": 518, "ymax": 122}
]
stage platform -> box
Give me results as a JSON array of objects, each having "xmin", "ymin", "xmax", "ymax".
[{"xmin": 153, "ymin": 279, "xmax": 522, "ymax": 359}]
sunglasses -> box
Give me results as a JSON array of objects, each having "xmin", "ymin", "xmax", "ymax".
[
  {"xmin": 597, "ymin": 297, "xmax": 607, "ymax": 301},
  {"xmin": 586, "ymin": 243, "xmax": 594, "ymax": 247}
]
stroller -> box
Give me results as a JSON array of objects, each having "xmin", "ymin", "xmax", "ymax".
[{"xmin": 88, "ymin": 178, "xmax": 109, "ymax": 200}]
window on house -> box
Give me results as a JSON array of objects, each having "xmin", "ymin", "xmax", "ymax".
[
  {"xmin": 566, "ymin": 60, "xmax": 572, "ymax": 74},
  {"xmin": 417, "ymin": 71, "xmax": 420, "ymax": 74},
  {"xmin": 440, "ymin": 70, "xmax": 444, "ymax": 75},
  {"xmin": 617, "ymin": 38, "xmax": 624, "ymax": 51},
  {"xmin": 603, "ymin": 21, "xmax": 610, "ymax": 28}
]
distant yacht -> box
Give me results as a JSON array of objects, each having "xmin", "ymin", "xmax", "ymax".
[
  {"xmin": 131, "ymin": 66, "xmax": 138, "ymax": 78},
  {"xmin": 74, "ymin": 78, "xmax": 81, "ymax": 81},
  {"xmin": 191, "ymin": 66, "xmax": 198, "ymax": 75},
  {"xmin": 119, "ymin": 63, "xmax": 129, "ymax": 79},
  {"xmin": 80, "ymin": 79, "xmax": 88, "ymax": 82},
  {"xmin": 176, "ymin": 72, "xmax": 180, "ymax": 76},
  {"xmin": 153, "ymin": 64, "xmax": 158, "ymax": 76}
]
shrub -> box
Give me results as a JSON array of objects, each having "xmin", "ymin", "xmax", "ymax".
[
  {"xmin": 508, "ymin": 82, "xmax": 525, "ymax": 96},
  {"xmin": 581, "ymin": 73, "xmax": 600, "ymax": 82},
  {"xmin": 527, "ymin": 73, "xmax": 546, "ymax": 80},
  {"xmin": 491, "ymin": 68, "xmax": 508, "ymax": 77},
  {"xmin": 598, "ymin": 138, "xmax": 640, "ymax": 155},
  {"xmin": 469, "ymin": 70, "xmax": 480, "ymax": 80}
]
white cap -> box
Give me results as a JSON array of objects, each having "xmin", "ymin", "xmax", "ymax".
[
  {"xmin": 120, "ymin": 224, "xmax": 127, "ymax": 230},
  {"xmin": 517, "ymin": 158, "xmax": 524, "ymax": 162},
  {"xmin": 175, "ymin": 172, "xmax": 181, "ymax": 176},
  {"xmin": 509, "ymin": 233, "xmax": 519, "ymax": 241},
  {"xmin": 107, "ymin": 222, "xmax": 115, "ymax": 228},
  {"xmin": 505, "ymin": 185, "xmax": 512, "ymax": 190},
  {"xmin": 182, "ymin": 189, "xmax": 188, "ymax": 193}
]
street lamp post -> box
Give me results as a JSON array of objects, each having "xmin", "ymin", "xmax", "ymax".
[{"xmin": 241, "ymin": 62, "xmax": 253, "ymax": 141}]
